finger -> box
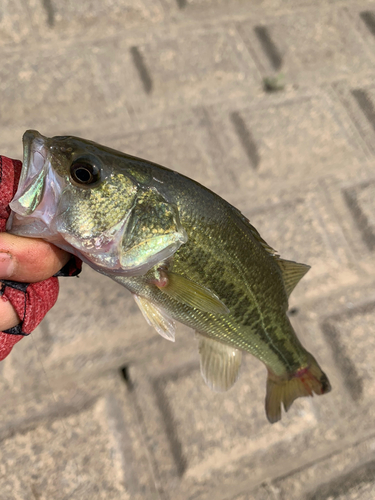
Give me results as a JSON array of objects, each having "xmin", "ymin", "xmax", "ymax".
[
  {"xmin": 0, "ymin": 233, "xmax": 70, "ymax": 282},
  {"xmin": 0, "ymin": 295, "xmax": 21, "ymax": 331}
]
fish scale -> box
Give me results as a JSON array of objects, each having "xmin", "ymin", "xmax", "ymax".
[{"xmin": 8, "ymin": 130, "xmax": 331, "ymax": 423}]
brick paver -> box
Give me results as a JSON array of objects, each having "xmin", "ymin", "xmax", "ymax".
[{"xmin": 1, "ymin": 0, "xmax": 375, "ymax": 498}]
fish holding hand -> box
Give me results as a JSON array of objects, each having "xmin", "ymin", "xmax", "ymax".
[{"xmin": 8, "ymin": 130, "xmax": 331, "ymax": 423}]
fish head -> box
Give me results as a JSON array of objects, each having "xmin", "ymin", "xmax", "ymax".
[{"xmin": 9, "ymin": 130, "xmax": 187, "ymax": 275}]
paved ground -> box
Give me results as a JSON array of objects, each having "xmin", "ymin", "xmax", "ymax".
[{"xmin": 1, "ymin": 0, "xmax": 375, "ymax": 498}]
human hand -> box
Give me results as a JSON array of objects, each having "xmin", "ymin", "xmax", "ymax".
[
  {"xmin": 0, "ymin": 234, "xmax": 71, "ymax": 330},
  {"xmin": 0, "ymin": 155, "xmax": 81, "ymax": 360}
]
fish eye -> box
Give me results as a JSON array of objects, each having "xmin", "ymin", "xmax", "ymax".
[{"xmin": 70, "ymin": 160, "xmax": 101, "ymax": 187}]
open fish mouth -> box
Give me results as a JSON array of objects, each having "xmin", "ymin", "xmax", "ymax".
[{"xmin": 9, "ymin": 130, "xmax": 65, "ymax": 231}]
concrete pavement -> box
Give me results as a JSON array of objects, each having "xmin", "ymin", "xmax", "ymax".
[{"xmin": 1, "ymin": 0, "xmax": 375, "ymax": 498}]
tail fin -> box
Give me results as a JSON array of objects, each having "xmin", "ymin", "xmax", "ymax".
[{"xmin": 265, "ymin": 356, "xmax": 331, "ymax": 424}]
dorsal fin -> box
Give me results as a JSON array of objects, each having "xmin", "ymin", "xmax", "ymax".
[
  {"xmin": 276, "ymin": 259, "xmax": 310, "ymax": 298},
  {"xmin": 231, "ymin": 206, "xmax": 310, "ymax": 297},
  {"xmin": 232, "ymin": 207, "xmax": 279, "ymax": 257},
  {"xmin": 248, "ymin": 224, "xmax": 279, "ymax": 257}
]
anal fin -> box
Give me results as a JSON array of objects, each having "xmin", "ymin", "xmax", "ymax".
[
  {"xmin": 197, "ymin": 333, "xmax": 242, "ymax": 392},
  {"xmin": 134, "ymin": 294, "xmax": 176, "ymax": 342}
]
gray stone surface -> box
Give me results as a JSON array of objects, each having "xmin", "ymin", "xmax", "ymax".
[
  {"xmin": 245, "ymin": 186, "xmax": 358, "ymax": 301},
  {"xmin": 47, "ymin": 0, "xmax": 164, "ymax": 32},
  {"xmin": 0, "ymin": 0, "xmax": 45, "ymax": 45},
  {"xmin": 5, "ymin": 267, "xmax": 157, "ymax": 381},
  {"xmin": 344, "ymin": 181, "xmax": 375, "ymax": 251},
  {"xmin": 106, "ymin": 109, "xmax": 237, "ymax": 196},
  {"xmin": 270, "ymin": 434, "xmax": 375, "ymax": 499},
  {"xmin": 1, "ymin": 0, "xmax": 375, "ymax": 498},
  {"xmin": 307, "ymin": 460, "xmax": 375, "ymax": 500},
  {"xmin": 129, "ymin": 340, "xmax": 318, "ymax": 499},
  {"xmin": 0, "ymin": 372, "xmax": 158, "ymax": 499},
  {"xmin": 336, "ymin": 82, "xmax": 375, "ymax": 156},
  {"xmin": 239, "ymin": 7, "xmax": 374, "ymax": 84},
  {"xmin": 322, "ymin": 302, "xmax": 375, "ymax": 401},
  {"xmin": 211, "ymin": 92, "xmax": 367, "ymax": 181}
]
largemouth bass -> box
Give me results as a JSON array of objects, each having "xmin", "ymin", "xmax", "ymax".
[{"xmin": 8, "ymin": 130, "xmax": 331, "ymax": 423}]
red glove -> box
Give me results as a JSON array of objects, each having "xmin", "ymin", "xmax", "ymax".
[{"xmin": 0, "ymin": 155, "xmax": 81, "ymax": 360}]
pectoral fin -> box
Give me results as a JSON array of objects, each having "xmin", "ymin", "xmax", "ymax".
[
  {"xmin": 133, "ymin": 294, "xmax": 176, "ymax": 342},
  {"xmin": 197, "ymin": 333, "xmax": 242, "ymax": 391},
  {"xmin": 155, "ymin": 272, "xmax": 229, "ymax": 315}
]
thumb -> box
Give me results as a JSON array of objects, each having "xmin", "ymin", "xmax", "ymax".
[{"xmin": 0, "ymin": 233, "xmax": 70, "ymax": 283}]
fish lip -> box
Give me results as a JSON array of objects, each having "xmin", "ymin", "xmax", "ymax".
[
  {"xmin": 9, "ymin": 130, "xmax": 65, "ymax": 231},
  {"xmin": 7, "ymin": 130, "xmax": 67, "ymax": 237},
  {"xmin": 9, "ymin": 130, "xmax": 50, "ymax": 216},
  {"xmin": 22, "ymin": 129, "xmax": 49, "ymax": 175}
]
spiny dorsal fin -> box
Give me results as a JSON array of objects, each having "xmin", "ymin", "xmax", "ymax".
[
  {"xmin": 196, "ymin": 333, "xmax": 242, "ymax": 391},
  {"xmin": 276, "ymin": 259, "xmax": 310, "ymax": 298},
  {"xmin": 231, "ymin": 206, "xmax": 309, "ymax": 298},
  {"xmin": 249, "ymin": 225, "xmax": 279, "ymax": 256},
  {"xmin": 232, "ymin": 207, "xmax": 279, "ymax": 257}
]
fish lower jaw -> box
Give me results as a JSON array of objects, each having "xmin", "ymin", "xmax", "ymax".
[{"xmin": 72, "ymin": 247, "xmax": 161, "ymax": 277}]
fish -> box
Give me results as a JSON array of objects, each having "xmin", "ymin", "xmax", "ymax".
[{"xmin": 8, "ymin": 130, "xmax": 331, "ymax": 423}]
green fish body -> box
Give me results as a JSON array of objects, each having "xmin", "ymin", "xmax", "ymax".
[{"xmin": 8, "ymin": 130, "xmax": 331, "ymax": 423}]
